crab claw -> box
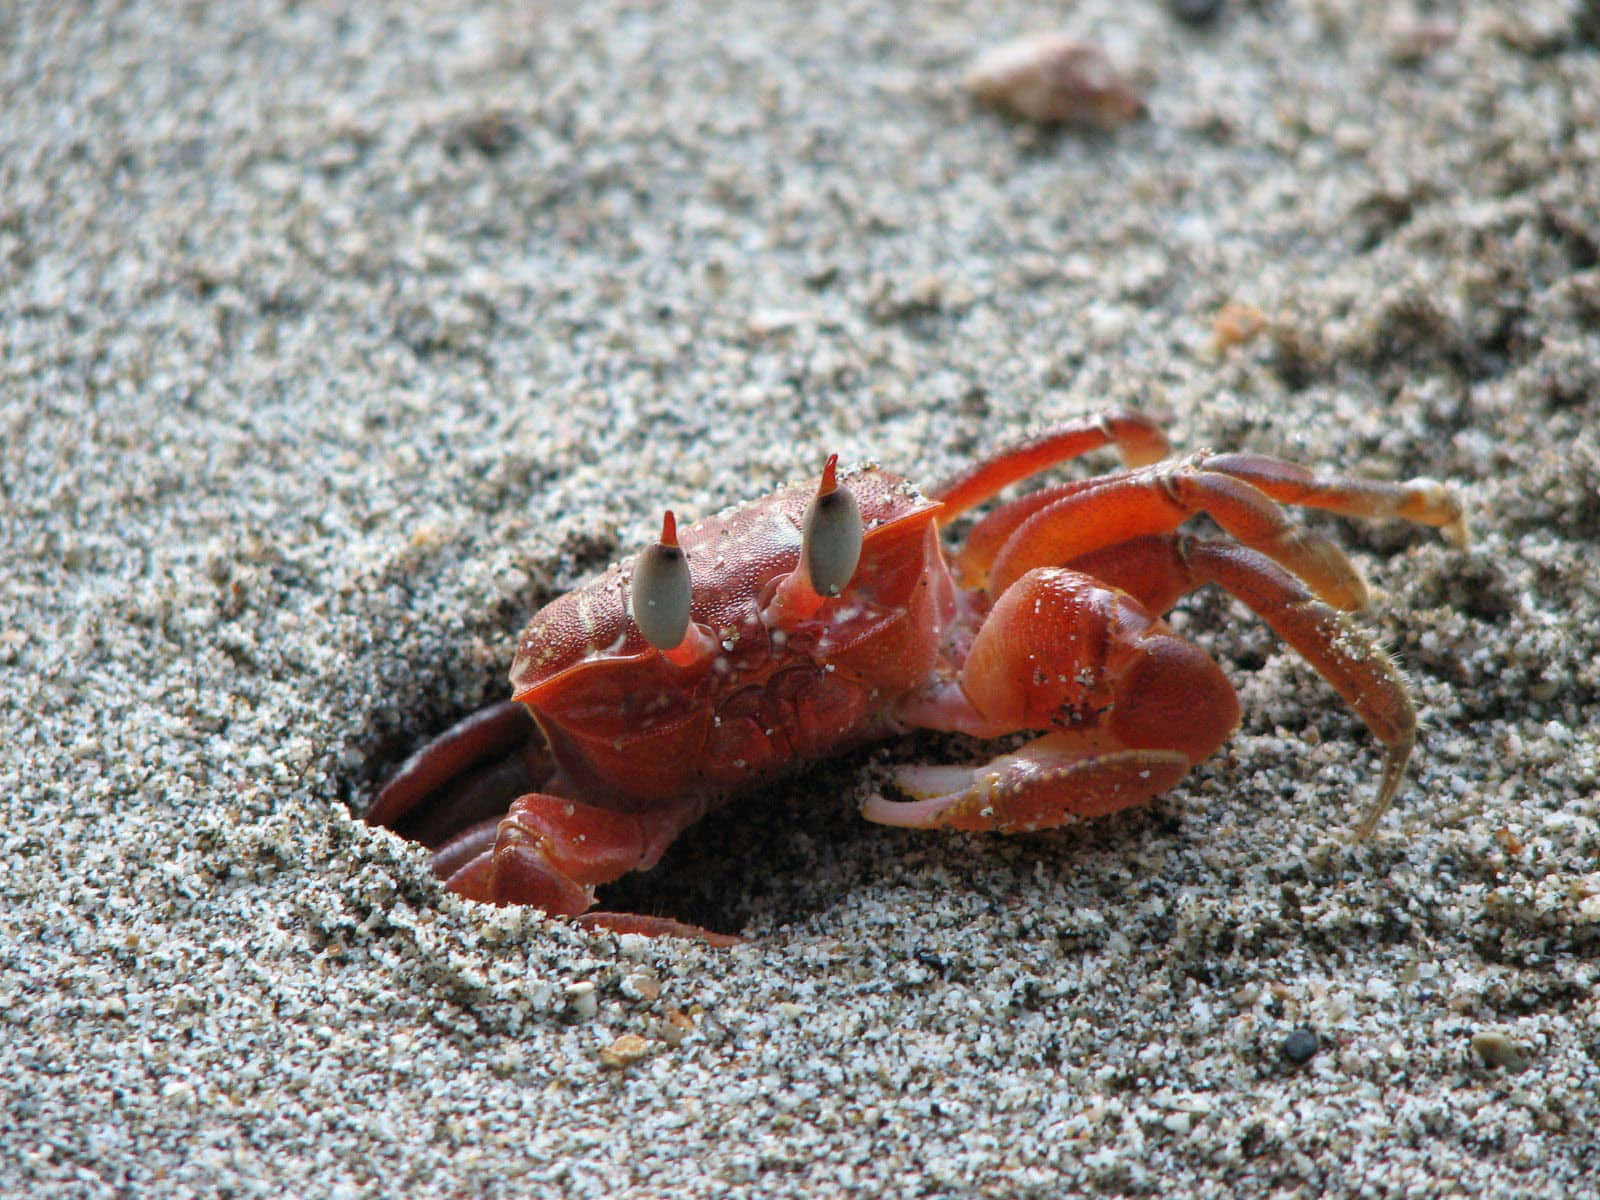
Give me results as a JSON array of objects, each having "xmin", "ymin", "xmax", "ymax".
[{"xmin": 434, "ymin": 791, "xmax": 742, "ymax": 944}]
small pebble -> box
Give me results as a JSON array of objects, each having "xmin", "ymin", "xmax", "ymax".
[
  {"xmin": 565, "ymin": 981, "xmax": 599, "ymax": 1021},
  {"xmin": 1282, "ymin": 1028, "xmax": 1320, "ymax": 1064},
  {"xmin": 1471, "ymin": 1030, "xmax": 1529, "ymax": 1071},
  {"xmin": 599, "ymin": 1034, "xmax": 653, "ymax": 1069},
  {"xmin": 659, "ymin": 1009, "xmax": 696, "ymax": 1047},
  {"xmin": 966, "ymin": 35, "xmax": 1144, "ymax": 129},
  {"xmin": 620, "ymin": 970, "xmax": 662, "ymax": 1002},
  {"xmin": 1211, "ymin": 300, "xmax": 1268, "ymax": 354},
  {"xmin": 1170, "ymin": 0, "xmax": 1225, "ymax": 25}
]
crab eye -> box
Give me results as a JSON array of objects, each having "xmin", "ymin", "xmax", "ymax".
[
  {"xmin": 802, "ymin": 454, "xmax": 863, "ymax": 598},
  {"xmin": 631, "ymin": 510, "xmax": 694, "ymax": 651}
]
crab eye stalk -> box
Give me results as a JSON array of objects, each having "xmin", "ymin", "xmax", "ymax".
[
  {"xmin": 760, "ymin": 454, "xmax": 864, "ymax": 630},
  {"xmin": 631, "ymin": 511, "xmax": 694, "ymax": 652},
  {"xmin": 801, "ymin": 454, "xmax": 863, "ymax": 597}
]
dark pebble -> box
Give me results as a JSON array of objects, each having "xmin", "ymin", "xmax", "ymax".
[
  {"xmin": 1282, "ymin": 1027, "xmax": 1320, "ymax": 1064},
  {"xmin": 1170, "ymin": 0, "xmax": 1225, "ymax": 24},
  {"xmin": 914, "ymin": 948, "xmax": 949, "ymax": 973}
]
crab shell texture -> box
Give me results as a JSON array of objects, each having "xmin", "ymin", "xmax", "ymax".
[{"xmin": 508, "ymin": 467, "xmax": 952, "ymax": 810}]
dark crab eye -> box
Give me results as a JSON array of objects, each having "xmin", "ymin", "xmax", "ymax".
[
  {"xmin": 631, "ymin": 511, "xmax": 694, "ymax": 651},
  {"xmin": 802, "ymin": 454, "xmax": 863, "ymax": 598}
]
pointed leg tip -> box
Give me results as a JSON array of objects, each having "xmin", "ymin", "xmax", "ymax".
[
  {"xmin": 1351, "ymin": 738, "xmax": 1412, "ymax": 839},
  {"xmin": 575, "ymin": 912, "xmax": 744, "ymax": 947}
]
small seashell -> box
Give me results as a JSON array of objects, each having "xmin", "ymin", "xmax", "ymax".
[
  {"xmin": 599, "ymin": 1033, "xmax": 653, "ymax": 1069},
  {"xmin": 1470, "ymin": 1030, "xmax": 1529, "ymax": 1071},
  {"xmin": 1211, "ymin": 300, "xmax": 1269, "ymax": 354},
  {"xmin": 966, "ymin": 34, "xmax": 1144, "ymax": 129}
]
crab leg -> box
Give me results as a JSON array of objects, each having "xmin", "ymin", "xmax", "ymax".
[
  {"xmin": 1200, "ymin": 453, "xmax": 1468, "ymax": 546},
  {"xmin": 365, "ymin": 700, "xmax": 554, "ymax": 847},
  {"xmin": 991, "ymin": 465, "xmax": 1369, "ymax": 608},
  {"xmin": 433, "ymin": 790, "xmax": 741, "ymax": 944},
  {"xmin": 930, "ymin": 410, "xmax": 1170, "ymax": 523},
  {"xmin": 963, "ymin": 455, "xmax": 1464, "ymax": 598},
  {"xmin": 950, "ymin": 476, "xmax": 1100, "ymax": 590},
  {"xmin": 372, "ymin": 708, "xmax": 740, "ymax": 942}
]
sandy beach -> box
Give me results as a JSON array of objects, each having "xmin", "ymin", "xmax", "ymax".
[{"xmin": 4, "ymin": 1, "xmax": 1597, "ymax": 1195}]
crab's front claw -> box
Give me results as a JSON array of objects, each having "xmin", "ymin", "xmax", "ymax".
[
  {"xmin": 440, "ymin": 808, "xmax": 593, "ymax": 914},
  {"xmin": 865, "ymin": 735, "xmax": 1193, "ymax": 832},
  {"xmin": 438, "ymin": 793, "xmax": 668, "ymax": 908},
  {"xmin": 880, "ymin": 566, "xmax": 1243, "ymax": 834}
]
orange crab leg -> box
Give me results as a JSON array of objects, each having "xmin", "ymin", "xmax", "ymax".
[
  {"xmin": 1201, "ymin": 452, "xmax": 1468, "ymax": 546},
  {"xmin": 365, "ymin": 700, "xmax": 551, "ymax": 843},
  {"xmin": 572, "ymin": 913, "xmax": 743, "ymax": 944},
  {"xmin": 950, "ymin": 476, "xmax": 1100, "ymax": 590},
  {"xmin": 435, "ymin": 790, "xmax": 740, "ymax": 944},
  {"xmin": 929, "ymin": 410, "xmax": 1169, "ymax": 523},
  {"xmin": 987, "ymin": 463, "xmax": 1384, "ymax": 607},
  {"xmin": 968, "ymin": 454, "xmax": 1464, "ymax": 599}
]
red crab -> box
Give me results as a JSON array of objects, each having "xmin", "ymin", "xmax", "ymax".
[{"xmin": 367, "ymin": 412, "xmax": 1465, "ymax": 942}]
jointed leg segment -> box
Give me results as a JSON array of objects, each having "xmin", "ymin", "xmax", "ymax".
[
  {"xmin": 952, "ymin": 451, "xmax": 1465, "ymax": 603},
  {"xmin": 930, "ymin": 410, "xmax": 1170, "ymax": 522},
  {"xmin": 366, "ymin": 701, "xmax": 737, "ymax": 941},
  {"xmin": 875, "ymin": 423, "xmax": 1454, "ymax": 837},
  {"xmin": 1199, "ymin": 452, "xmax": 1468, "ymax": 546}
]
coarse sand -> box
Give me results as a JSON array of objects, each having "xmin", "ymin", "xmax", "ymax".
[{"xmin": 3, "ymin": 2, "xmax": 1598, "ymax": 1196}]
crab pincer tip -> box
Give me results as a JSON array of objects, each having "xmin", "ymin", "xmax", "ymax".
[{"xmin": 659, "ymin": 509, "xmax": 680, "ymax": 548}]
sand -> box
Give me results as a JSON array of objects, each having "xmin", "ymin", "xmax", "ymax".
[{"xmin": 3, "ymin": 1, "xmax": 1597, "ymax": 1196}]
